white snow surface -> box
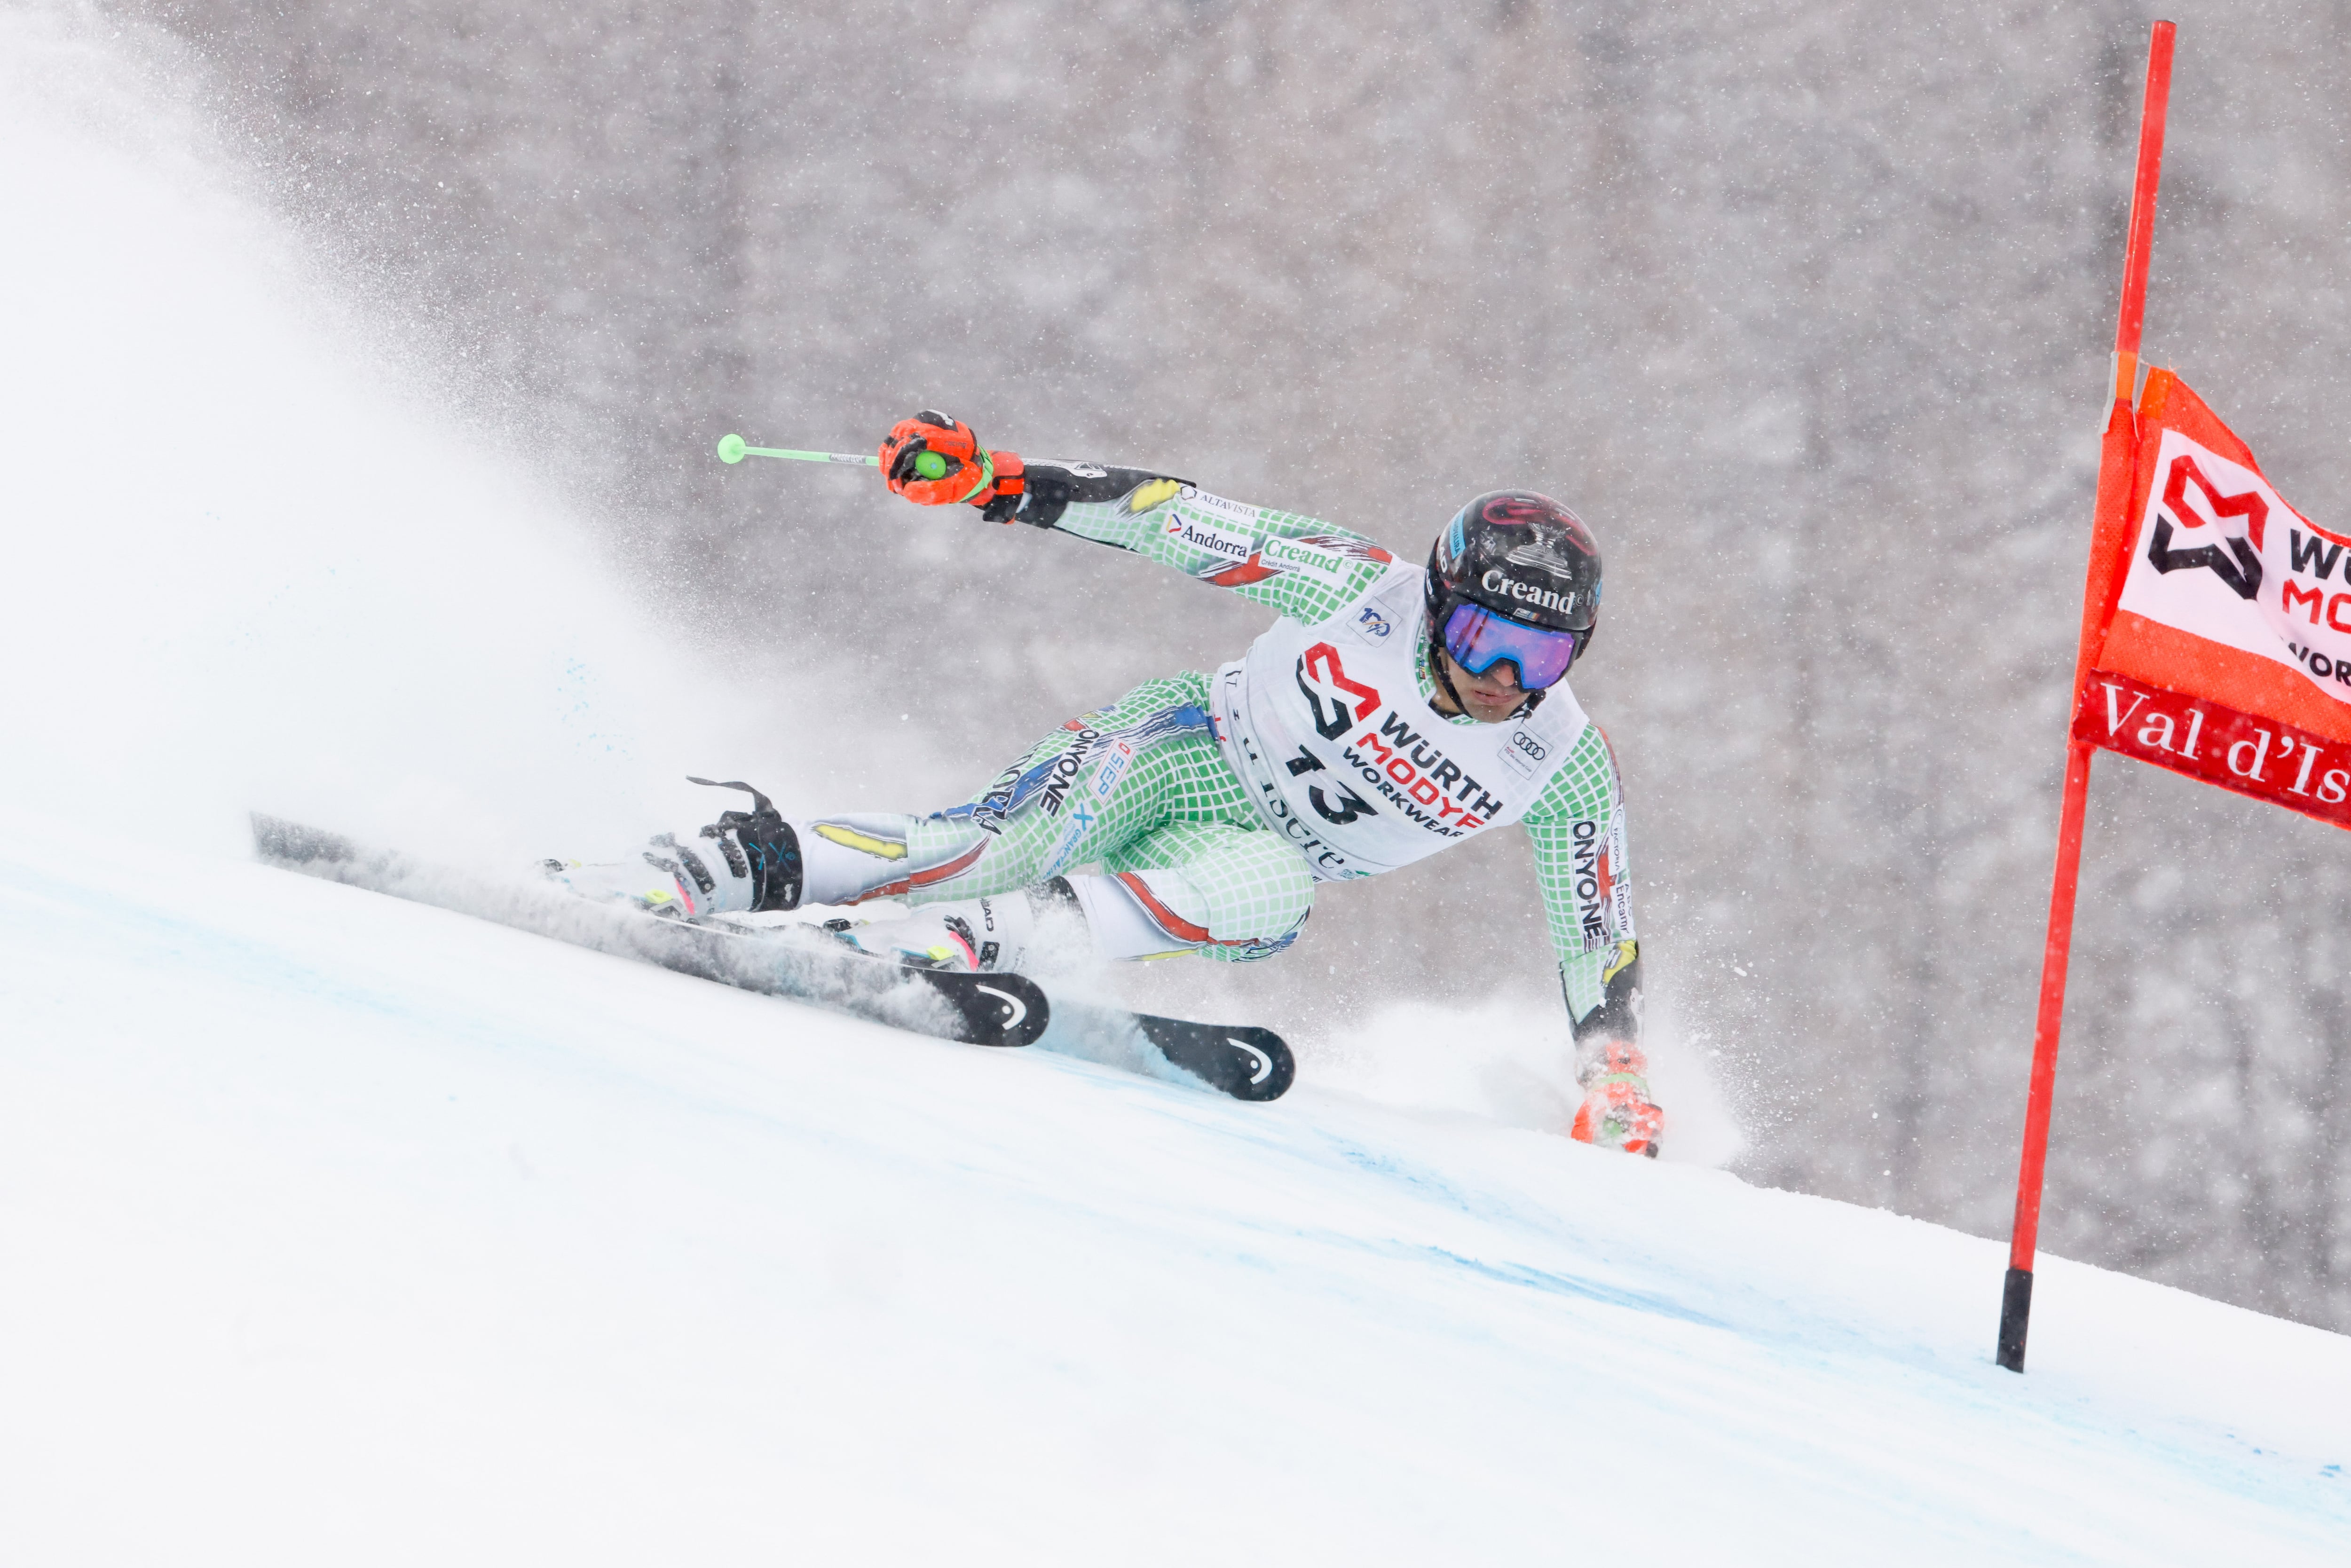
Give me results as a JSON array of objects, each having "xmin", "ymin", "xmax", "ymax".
[
  {"xmin": 3, "ymin": 10, "xmax": 2349, "ymax": 1562},
  {"xmin": 6, "ymin": 818, "xmax": 2351, "ymax": 1565}
]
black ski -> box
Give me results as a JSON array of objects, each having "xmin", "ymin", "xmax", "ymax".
[
  {"xmin": 1036, "ymin": 995, "xmax": 1295, "ymax": 1102},
  {"xmin": 250, "ymin": 815, "xmax": 1046, "ymax": 1048},
  {"xmin": 1140, "ymin": 1015, "xmax": 1294, "ymax": 1101},
  {"xmin": 250, "ymin": 816, "xmax": 1294, "ymax": 1095}
]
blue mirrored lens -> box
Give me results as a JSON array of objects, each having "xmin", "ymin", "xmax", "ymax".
[{"xmin": 1442, "ymin": 602, "xmax": 1579, "ymax": 690}]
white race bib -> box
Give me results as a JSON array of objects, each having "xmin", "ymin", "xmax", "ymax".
[{"xmin": 1210, "ymin": 563, "xmax": 1590, "ymax": 881}]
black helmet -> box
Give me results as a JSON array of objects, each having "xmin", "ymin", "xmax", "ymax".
[{"xmin": 1423, "ymin": 492, "xmax": 1602, "ymax": 699}]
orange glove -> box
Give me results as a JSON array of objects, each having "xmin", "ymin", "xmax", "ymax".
[
  {"xmin": 1570, "ymin": 1041, "xmax": 1664, "ymax": 1158},
  {"xmin": 880, "ymin": 411, "xmax": 1025, "ymax": 515}
]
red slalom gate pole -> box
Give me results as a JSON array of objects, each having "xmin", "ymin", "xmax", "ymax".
[
  {"xmin": 1996, "ymin": 18, "xmax": 2176, "ymax": 1375},
  {"xmin": 1997, "ymin": 741, "xmax": 2095, "ymax": 1369}
]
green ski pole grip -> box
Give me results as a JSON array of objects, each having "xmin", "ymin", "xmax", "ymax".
[{"xmin": 712, "ymin": 435, "xmax": 945, "ymax": 478}]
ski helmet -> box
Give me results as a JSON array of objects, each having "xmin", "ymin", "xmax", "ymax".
[{"xmin": 1424, "ymin": 491, "xmax": 1602, "ymax": 700}]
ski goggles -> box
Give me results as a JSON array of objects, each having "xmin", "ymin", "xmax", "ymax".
[{"xmin": 1440, "ymin": 601, "xmax": 1582, "ymax": 691}]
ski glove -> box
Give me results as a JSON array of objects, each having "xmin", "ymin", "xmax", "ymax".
[
  {"xmin": 1570, "ymin": 1041, "xmax": 1664, "ymax": 1158},
  {"xmin": 880, "ymin": 410, "xmax": 1026, "ymax": 517}
]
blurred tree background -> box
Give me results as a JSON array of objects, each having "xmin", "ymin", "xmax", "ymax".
[{"xmin": 114, "ymin": 0, "xmax": 2351, "ymax": 1330}]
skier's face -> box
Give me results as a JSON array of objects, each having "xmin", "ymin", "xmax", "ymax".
[{"xmin": 1438, "ymin": 646, "xmax": 1528, "ymax": 724}]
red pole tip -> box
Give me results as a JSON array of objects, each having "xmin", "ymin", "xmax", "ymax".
[{"xmin": 2111, "ymin": 20, "xmax": 2177, "ymax": 367}]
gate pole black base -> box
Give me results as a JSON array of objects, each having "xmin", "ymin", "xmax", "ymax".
[{"xmin": 1996, "ymin": 1266, "xmax": 2034, "ymax": 1371}]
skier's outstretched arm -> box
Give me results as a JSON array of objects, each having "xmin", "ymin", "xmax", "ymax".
[
  {"xmin": 1522, "ymin": 725, "xmax": 1663, "ymax": 1157},
  {"xmin": 878, "ymin": 410, "xmax": 1394, "ymax": 624}
]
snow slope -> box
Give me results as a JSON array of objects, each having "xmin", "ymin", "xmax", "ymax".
[
  {"xmin": 3, "ymin": 12, "xmax": 2348, "ymax": 1562},
  {"xmin": 5, "ymin": 816, "xmax": 2350, "ymax": 1565}
]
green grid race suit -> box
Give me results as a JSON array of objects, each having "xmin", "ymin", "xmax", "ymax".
[
  {"xmin": 799, "ymin": 672, "xmax": 1310, "ymax": 962},
  {"xmin": 791, "ymin": 461, "xmax": 1642, "ymax": 1048}
]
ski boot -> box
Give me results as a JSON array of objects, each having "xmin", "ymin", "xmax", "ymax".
[
  {"xmin": 821, "ymin": 885, "xmax": 1087, "ymax": 976},
  {"xmin": 545, "ymin": 778, "xmax": 802, "ymax": 919},
  {"xmin": 1570, "ymin": 1041, "xmax": 1664, "ymax": 1158}
]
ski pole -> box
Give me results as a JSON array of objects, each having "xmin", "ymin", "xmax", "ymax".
[{"xmin": 714, "ymin": 433, "xmax": 949, "ymax": 480}]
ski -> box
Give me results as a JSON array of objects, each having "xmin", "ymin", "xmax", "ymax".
[
  {"xmin": 249, "ymin": 815, "xmax": 1046, "ymax": 1048},
  {"xmin": 250, "ymin": 816, "xmax": 1293, "ymax": 1096},
  {"xmin": 1035, "ymin": 994, "xmax": 1294, "ymax": 1103}
]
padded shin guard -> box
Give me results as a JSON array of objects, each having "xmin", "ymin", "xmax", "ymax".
[
  {"xmin": 1065, "ymin": 870, "xmax": 1218, "ymax": 961},
  {"xmin": 794, "ymin": 813, "xmax": 991, "ymax": 909}
]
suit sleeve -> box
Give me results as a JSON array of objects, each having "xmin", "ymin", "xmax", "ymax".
[
  {"xmin": 1003, "ymin": 459, "xmax": 1395, "ymax": 623},
  {"xmin": 1521, "ymin": 723, "xmax": 1642, "ymax": 1058}
]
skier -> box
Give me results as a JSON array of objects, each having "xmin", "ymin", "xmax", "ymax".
[{"xmin": 559, "ymin": 412, "xmax": 1662, "ymax": 1155}]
